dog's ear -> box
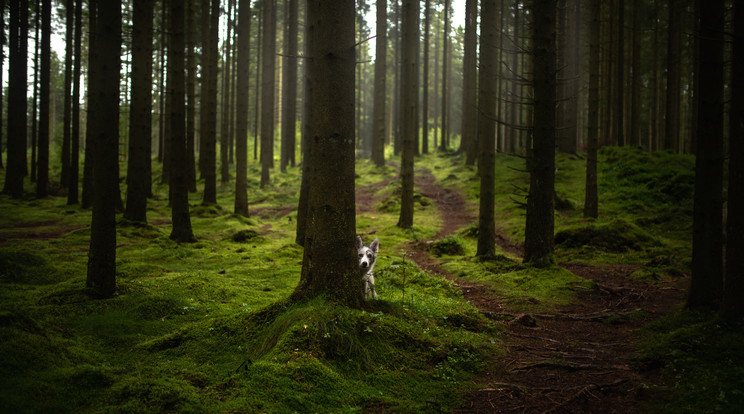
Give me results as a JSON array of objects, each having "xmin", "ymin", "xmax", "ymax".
[
  {"xmin": 369, "ymin": 238, "xmax": 379, "ymax": 253},
  {"xmin": 356, "ymin": 235, "xmax": 364, "ymax": 249}
]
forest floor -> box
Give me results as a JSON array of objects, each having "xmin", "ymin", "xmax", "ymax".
[{"xmin": 362, "ymin": 168, "xmax": 690, "ymax": 413}]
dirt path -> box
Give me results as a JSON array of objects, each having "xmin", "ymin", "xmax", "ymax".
[{"xmin": 362, "ymin": 168, "xmax": 686, "ymax": 413}]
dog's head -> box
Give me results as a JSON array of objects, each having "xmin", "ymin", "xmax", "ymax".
[{"xmin": 357, "ymin": 236, "xmax": 379, "ymax": 270}]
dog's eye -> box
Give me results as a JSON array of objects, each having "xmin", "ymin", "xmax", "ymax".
[{"xmin": 358, "ymin": 254, "xmax": 363, "ymax": 258}]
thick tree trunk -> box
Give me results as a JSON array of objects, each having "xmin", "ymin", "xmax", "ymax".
[
  {"xmin": 688, "ymin": 0, "xmax": 724, "ymax": 309},
  {"xmin": 86, "ymin": 0, "xmax": 120, "ymax": 298},
  {"xmin": 294, "ymin": 0, "xmax": 361, "ymax": 307},
  {"xmin": 723, "ymin": 0, "xmax": 744, "ymax": 321},
  {"xmin": 524, "ymin": 0, "xmax": 556, "ymax": 266}
]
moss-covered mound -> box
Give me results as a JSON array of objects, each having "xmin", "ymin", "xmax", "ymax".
[{"xmin": 555, "ymin": 219, "xmax": 659, "ymax": 253}]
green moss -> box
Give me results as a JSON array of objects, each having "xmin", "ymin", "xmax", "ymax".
[
  {"xmin": 639, "ymin": 311, "xmax": 744, "ymax": 413},
  {"xmin": 430, "ymin": 235, "xmax": 466, "ymax": 256},
  {"xmin": 555, "ymin": 219, "xmax": 660, "ymax": 253},
  {"xmin": 0, "ymin": 249, "xmax": 58, "ymax": 284}
]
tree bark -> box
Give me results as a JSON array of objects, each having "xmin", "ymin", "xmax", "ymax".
[
  {"xmin": 281, "ymin": 0, "xmax": 298, "ymax": 172},
  {"xmin": 688, "ymin": 0, "xmax": 724, "ymax": 309},
  {"xmin": 201, "ymin": 0, "xmax": 220, "ymax": 204},
  {"xmin": 294, "ymin": 0, "xmax": 361, "ymax": 307},
  {"xmin": 36, "ymin": 0, "xmax": 51, "ymax": 198},
  {"xmin": 296, "ymin": 0, "xmax": 315, "ymax": 246},
  {"xmin": 168, "ymin": 0, "xmax": 196, "ymax": 243},
  {"xmin": 67, "ymin": 0, "xmax": 83, "ymax": 205},
  {"xmin": 476, "ymin": 0, "xmax": 498, "ymax": 257},
  {"xmin": 2, "ymin": 0, "xmax": 28, "ymax": 198},
  {"xmin": 524, "ymin": 0, "xmax": 556, "ymax": 266},
  {"xmin": 186, "ymin": 0, "xmax": 197, "ymax": 192},
  {"xmin": 584, "ymin": 0, "xmax": 600, "ymax": 219},
  {"xmin": 664, "ymin": 0, "xmax": 682, "ymax": 152},
  {"xmin": 397, "ymin": 0, "xmax": 419, "ymax": 229},
  {"xmin": 724, "ymin": 0, "xmax": 744, "ymax": 321},
  {"xmin": 461, "ymin": 0, "xmax": 477, "ymax": 165},
  {"xmin": 220, "ymin": 0, "xmax": 234, "ymax": 184},
  {"xmin": 372, "ymin": 0, "xmax": 387, "ymax": 166},
  {"xmin": 61, "ymin": 0, "xmax": 73, "ymax": 189},
  {"xmin": 86, "ymin": 0, "xmax": 121, "ymax": 298},
  {"xmin": 260, "ymin": 0, "xmax": 276, "ymax": 188},
  {"xmin": 440, "ymin": 0, "xmax": 450, "ymax": 151},
  {"xmin": 234, "ymin": 0, "xmax": 251, "ymax": 217},
  {"xmin": 0, "ymin": 0, "xmax": 4, "ymax": 170},
  {"xmin": 125, "ymin": 0, "xmax": 154, "ymax": 223}
]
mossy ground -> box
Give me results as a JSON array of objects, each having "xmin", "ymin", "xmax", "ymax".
[
  {"xmin": 0, "ymin": 150, "xmax": 499, "ymax": 413},
  {"xmin": 0, "ymin": 145, "xmax": 732, "ymax": 412}
]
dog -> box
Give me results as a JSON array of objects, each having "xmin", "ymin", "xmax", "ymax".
[{"xmin": 357, "ymin": 236, "xmax": 379, "ymax": 300}]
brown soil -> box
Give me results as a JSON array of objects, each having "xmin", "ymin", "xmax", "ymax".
[{"xmin": 359, "ymin": 168, "xmax": 687, "ymax": 413}]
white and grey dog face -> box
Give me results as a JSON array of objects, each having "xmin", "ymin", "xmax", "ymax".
[{"xmin": 357, "ymin": 236, "xmax": 379, "ymax": 273}]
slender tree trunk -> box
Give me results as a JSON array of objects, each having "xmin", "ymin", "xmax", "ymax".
[
  {"xmin": 476, "ymin": 0, "xmax": 498, "ymax": 257},
  {"xmin": 220, "ymin": 0, "xmax": 234, "ymax": 184},
  {"xmin": 397, "ymin": 0, "xmax": 419, "ymax": 229},
  {"xmin": 614, "ymin": 0, "xmax": 625, "ymax": 146},
  {"xmin": 0, "ymin": 0, "xmax": 4, "ymax": 170},
  {"xmin": 61, "ymin": 0, "xmax": 73, "ymax": 189},
  {"xmin": 3, "ymin": 0, "xmax": 28, "ymax": 198},
  {"xmin": 260, "ymin": 0, "xmax": 276, "ymax": 188},
  {"xmin": 688, "ymin": 0, "xmax": 724, "ymax": 309},
  {"xmin": 30, "ymin": 5, "xmax": 39, "ymax": 183},
  {"xmin": 629, "ymin": 0, "xmax": 641, "ymax": 146},
  {"xmin": 168, "ymin": 0, "xmax": 196, "ymax": 243},
  {"xmin": 524, "ymin": 0, "xmax": 556, "ymax": 266},
  {"xmin": 281, "ymin": 0, "xmax": 298, "ymax": 173},
  {"xmin": 294, "ymin": 0, "xmax": 361, "ymax": 307},
  {"xmin": 125, "ymin": 0, "xmax": 154, "ymax": 223},
  {"xmin": 664, "ymin": 0, "xmax": 681, "ymax": 152},
  {"xmin": 584, "ymin": 0, "xmax": 600, "ymax": 219},
  {"xmin": 201, "ymin": 0, "xmax": 220, "ymax": 204},
  {"xmin": 86, "ymin": 0, "xmax": 121, "ymax": 298},
  {"xmin": 186, "ymin": 0, "xmax": 197, "ymax": 192},
  {"xmin": 81, "ymin": 0, "xmax": 97, "ymax": 209},
  {"xmin": 372, "ymin": 0, "xmax": 387, "ymax": 166},
  {"xmin": 234, "ymin": 0, "xmax": 251, "ymax": 216},
  {"xmin": 296, "ymin": 0, "xmax": 314, "ymax": 246},
  {"xmin": 68, "ymin": 0, "xmax": 82, "ymax": 205},
  {"xmin": 439, "ymin": 0, "xmax": 449, "ymax": 151},
  {"xmin": 723, "ymin": 0, "xmax": 744, "ymax": 321},
  {"xmin": 36, "ymin": 0, "xmax": 51, "ymax": 198},
  {"xmin": 462, "ymin": 0, "xmax": 477, "ymax": 165}
]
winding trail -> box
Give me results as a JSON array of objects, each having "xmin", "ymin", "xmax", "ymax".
[{"xmin": 364, "ymin": 168, "xmax": 687, "ymax": 413}]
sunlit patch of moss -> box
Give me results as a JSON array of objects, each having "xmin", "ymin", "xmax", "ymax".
[{"xmin": 443, "ymin": 258, "xmax": 591, "ymax": 313}]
